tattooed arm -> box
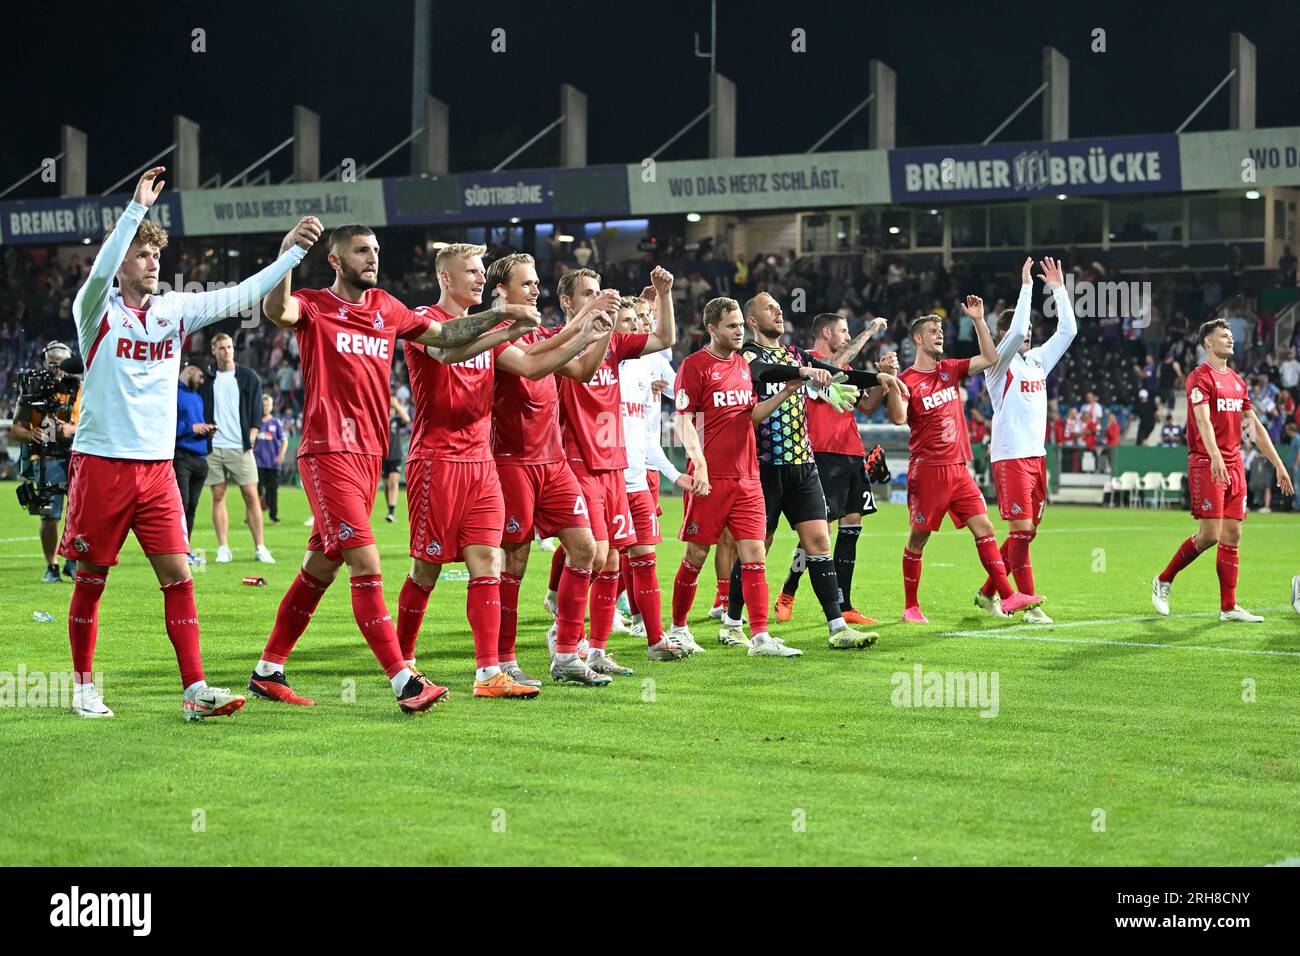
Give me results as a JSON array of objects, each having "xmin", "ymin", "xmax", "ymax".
[{"xmin": 415, "ymin": 304, "xmax": 540, "ymax": 362}]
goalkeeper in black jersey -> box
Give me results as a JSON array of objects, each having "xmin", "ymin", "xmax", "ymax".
[{"xmin": 718, "ymin": 292, "xmax": 900, "ymax": 653}]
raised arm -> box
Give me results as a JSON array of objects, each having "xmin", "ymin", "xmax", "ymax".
[
  {"xmin": 556, "ymin": 324, "xmax": 615, "ymax": 382},
  {"xmin": 965, "ymin": 295, "xmax": 1000, "ymax": 376},
  {"xmin": 641, "ymin": 267, "xmax": 677, "ymax": 355},
  {"xmin": 831, "ymin": 317, "xmax": 887, "ymax": 367},
  {"xmin": 497, "ymin": 316, "xmax": 605, "ymax": 380},
  {"xmin": 72, "ymin": 168, "xmax": 168, "ymax": 352},
  {"xmin": 1036, "ymin": 257, "xmax": 1077, "ymax": 375},
  {"xmin": 993, "ymin": 258, "xmax": 1034, "ymax": 373},
  {"xmin": 262, "ymin": 217, "xmax": 323, "ymax": 328}
]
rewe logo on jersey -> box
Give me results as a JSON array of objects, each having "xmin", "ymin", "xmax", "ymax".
[
  {"xmin": 452, "ymin": 351, "xmax": 492, "ymax": 370},
  {"xmin": 335, "ymin": 332, "xmax": 391, "ymax": 359},
  {"xmin": 920, "ymin": 385, "xmax": 959, "ymax": 411},
  {"xmin": 1020, "ymin": 379, "xmax": 1045, "ymax": 393},
  {"xmin": 115, "ymin": 338, "xmax": 175, "ymax": 362},
  {"xmin": 1216, "ymin": 397, "xmax": 1244, "ymax": 412},
  {"xmin": 713, "ymin": 389, "xmax": 751, "ymax": 408},
  {"xmin": 588, "ymin": 367, "xmax": 618, "ymax": 387}
]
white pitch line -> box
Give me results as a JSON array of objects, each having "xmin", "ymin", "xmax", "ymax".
[{"xmin": 940, "ymin": 607, "xmax": 1300, "ymax": 658}]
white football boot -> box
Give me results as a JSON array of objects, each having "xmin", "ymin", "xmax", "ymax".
[{"xmin": 1151, "ymin": 576, "xmax": 1171, "ymax": 616}]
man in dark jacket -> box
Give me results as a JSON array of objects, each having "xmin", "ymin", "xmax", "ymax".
[
  {"xmin": 175, "ymin": 360, "xmax": 216, "ymax": 559},
  {"xmin": 201, "ymin": 332, "xmax": 274, "ymax": 563}
]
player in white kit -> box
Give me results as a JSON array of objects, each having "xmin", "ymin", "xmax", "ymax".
[
  {"xmin": 975, "ymin": 256, "xmax": 1076, "ymax": 622},
  {"xmin": 59, "ymin": 167, "xmax": 321, "ymax": 719}
]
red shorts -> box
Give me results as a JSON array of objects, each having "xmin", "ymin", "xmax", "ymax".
[
  {"xmin": 1188, "ymin": 456, "xmax": 1246, "ymax": 521},
  {"xmin": 627, "ymin": 489, "xmax": 661, "ymax": 546},
  {"xmin": 907, "ymin": 463, "xmax": 987, "ymax": 532},
  {"xmin": 300, "ymin": 452, "xmax": 380, "ymax": 561},
  {"xmin": 58, "ymin": 453, "xmax": 189, "ymax": 566},
  {"xmin": 680, "ymin": 476, "xmax": 766, "ymax": 545},
  {"xmin": 647, "ymin": 469, "xmax": 663, "ymax": 515},
  {"xmin": 496, "ymin": 460, "xmax": 590, "ymax": 542},
  {"xmin": 407, "ymin": 458, "xmax": 505, "ymax": 563},
  {"xmin": 571, "ymin": 460, "xmax": 636, "ymax": 546},
  {"xmin": 992, "ymin": 456, "xmax": 1048, "ymax": 524}
]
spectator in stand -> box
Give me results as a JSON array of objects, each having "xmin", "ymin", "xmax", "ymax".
[
  {"xmin": 1103, "ymin": 412, "xmax": 1121, "ymax": 473},
  {"xmin": 1047, "ymin": 407, "xmax": 1064, "ymax": 446},
  {"xmin": 1225, "ymin": 299, "xmax": 1250, "ymax": 364},
  {"xmin": 967, "ymin": 407, "xmax": 988, "ymax": 445},
  {"xmin": 1083, "ymin": 412, "xmax": 1099, "ymax": 453},
  {"xmin": 1160, "ymin": 413, "xmax": 1184, "ymax": 447},
  {"xmin": 1134, "ymin": 389, "xmax": 1157, "ymax": 445},
  {"xmin": 1278, "ymin": 348, "xmax": 1300, "ymax": 397},
  {"xmin": 1279, "ymin": 245, "xmax": 1297, "ymax": 288},
  {"xmin": 254, "ymin": 394, "xmax": 286, "ymax": 525},
  {"xmin": 1064, "ymin": 407, "xmax": 1083, "ymax": 445},
  {"xmin": 1083, "ymin": 391, "xmax": 1103, "ymax": 425}
]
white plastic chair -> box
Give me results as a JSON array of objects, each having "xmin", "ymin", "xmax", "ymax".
[
  {"xmin": 1163, "ymin": 472, "xmax": 1185, "ymax": 510},
  {"xmin": 1141, "ymin": 472, "xmax": 1164, "ymax": 508},
  {"xmin": 1116, "ymin": 471, "xmax": 1141, "ymax": 508}
]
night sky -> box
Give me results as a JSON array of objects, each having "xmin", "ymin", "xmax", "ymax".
[{"xmin": 3, "ymin": 0, "xmax": 1298, "ymax": 196}]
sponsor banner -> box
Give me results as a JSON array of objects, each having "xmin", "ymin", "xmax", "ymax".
[
  {"xmin": 628, "ymin": 151, "xmax": 890, "ymax": 214},
  {"xmin": 889, "ymin": 135, "xmax": 1181, "ymax": 202},
  {"xmin": 1180, "ymin": 128, "xmax": 1300, "ymax": 190},
  {"xmin": 180, "ymin": 181, "xmax": 388, "ymax": 236},
  {"xmin": 1, "ymin": 193, "xmax": 182, "ymax": 245},
  {"xmin": 384, "ymin": 165, "xmax": 629, "ymax": 224}
]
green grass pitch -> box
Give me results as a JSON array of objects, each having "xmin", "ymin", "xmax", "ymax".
[{"xmin": 2, "ymin": 486, "xmax": 1297, "ymax": 866}]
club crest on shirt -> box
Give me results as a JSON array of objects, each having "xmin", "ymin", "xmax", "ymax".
[
  {"xmin": 506, "ymin": 516, "xmax": 521, "ymax": 535},
  {"xmin": 939, "ymin": 372, "xmax": 949, "ymax": 382},
  {"xmin": 425, "ymin": 540, "xmax": 443, "ymax": 557},
  {"xmin": 156, "ymin": 317, "xmax": 170, "ymax": 329},
  {"xmin": 338, "ymin": 521, "xmax": 355, "ymax": 541},
  {"xmin": 337, "ymin": 308, "xmax": 349, "ymax": 318},
  {"xmin": 374, "ymin": 312, "xmax": 384, "ymax": 330}
]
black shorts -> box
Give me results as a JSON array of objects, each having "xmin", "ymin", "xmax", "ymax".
[
  {"xmin": 815, "ymin": 451, "xmax": 876, "ymax": 521},
  {"xmin": 759, "ymin": 462, "xmax": 828, "ymax": 534},
  {"xmin": 382, "ymin": 459, "xmax": 402, "ymax": 477}
]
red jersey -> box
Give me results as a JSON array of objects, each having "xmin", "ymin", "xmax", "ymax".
[
  {"xmin": 558, "ymin": 330, "xmax": 649, "ymax": 472},
  {"xmin": 1186, "ymin": 362, "xmax": 1251, "ymax": 462},
  {"xmin": 293, "ymin": 287, "xmax": 431, "ymax": 457},
  {"xmin": 673, "ymin": 347, "xmax": 758, "ymax": 479},
  {"xmin": 404, "ymin": 305, "xmax": 508, "ymax": 463},
  {"xmin": 805, "ymin": 349, "xmax": 866, "ymax": 456},
  {"xmin": 897, "ymin": 357, "xmax": 973, "ymax": 467},
  {"xmin": 492, "ymin": 325, "xmax": 564, "ymax": 465}
]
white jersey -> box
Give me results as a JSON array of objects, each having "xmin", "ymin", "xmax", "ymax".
[
  {"xmin": 619, "ymin": 356, "xmax": 652, "ymax": 492},
  {"xmin": 642, "ymin": 354, "xmax": 680, "ymax": 485},
  {"xmin": 71, "ymin": 201, "xmax": 307, "ymax": 460},
  {"xmin": 986, "ymin": 282, "xmax": 1077, "ymax": 462}
]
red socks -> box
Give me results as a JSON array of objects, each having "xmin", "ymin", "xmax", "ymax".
[
  {"xmin": 69, "ymin": 570, "xmax": 106, "ymax": 682},
  {"xmin": 1160, "ymin": 536, "xmax": 1205, "ymax": 583},
  {"xmin": 548, "ymin": 546, "xmax": 565, "ymax": 592},
  {"xmin": 467, "ymin": 576, "xmax": 501, "ymax": 669},
  {"xmin": 979, "ymin": 532, "xmax": 1036, "ymax": 598},
  {"xmin": 349, "ymin": 574, "xmax": 406, "ymax": 678},
  {"xmin": 739, "ymin": 562, "xmax": 769, "ymax": 634},
  {"xmin": 588, "ymin": 571, "xmax": 620, "ymax": 651},
  {"xmin": 902, "ymin": 548, "xmax": 923, "ymax": 608},
  {"xmin": 396, "ymin": 575, "xmax": 433, "ymax": 661},
  {"xmin": 161, "ymin": 578, "xmax": 204, "ymax": 690},
  {"xmin": 975, "ymin": 535, "xmax": 1013, "ymax": 600},
  {"xmin": 555, "ymin": 563, "xmax": 592, "ymax": 654},
  {"xmin": 498, "ymin": 572, "xmax": 522, "ymax": 661},
  {"xmin": 262, "ymin": 568, "xmax": 330, "ymax": 666},
  {"xmin": 672, "ymin": 559, "xmax": 702, "ymax": 627},
  {"xmin": 629, "ymin": 555, "xmax": 662, "ymax": 646},
  {"xmin": 713, "ymin": 579, "xmax": 729, "ymax": 610},
  {"xmin": 620, "ymin": 551, "xmax": 641, "ymax": 618},
  {"xmin": 1216, "ymin": 544, "xmax": 1239, "ymax": 611}
]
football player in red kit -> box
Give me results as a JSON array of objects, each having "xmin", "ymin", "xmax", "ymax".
[
  {"xmin": 396, "ymin": 244, "xmax": 613, "ymax": 697},
  {"xmin": 246, "ymin": 225, "xmax": 536, "ymax": 713},
  {"xmin": 886, "ymin": 297, "xmax": 1045, "ymax": 623},
  {"xmin": 1152, "ymin": 317, "xmax": 1293, "ymax": 621}
]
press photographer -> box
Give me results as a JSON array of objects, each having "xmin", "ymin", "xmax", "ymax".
[{"xmin": 10, "ymin": 341, "xmax": 81, "ymax": 582}]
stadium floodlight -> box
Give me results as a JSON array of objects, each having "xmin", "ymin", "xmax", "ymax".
[
  {"xmin": 1245, "ymin": 190, "xmax": 1261, "ymax": 200},
  {"xmin": 686, "ymin": 213, "xmax": 702, "ymax": 223},
  {"xmin": 556, "ymin": 234, "xmax": 576, "ymax": 243}
]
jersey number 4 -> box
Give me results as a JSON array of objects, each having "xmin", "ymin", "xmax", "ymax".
[{"xmin": 573, "ymin": 496, "xmax": 589, "ymax": 516}]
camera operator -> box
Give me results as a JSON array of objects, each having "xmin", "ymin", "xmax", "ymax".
[
  {"xmin": 10, "ymin": 341, "xmax": 80, "ymax": 582},
  {"xmin": 175, "ymin": 359, "xmax": 216, "ymax": 560}
]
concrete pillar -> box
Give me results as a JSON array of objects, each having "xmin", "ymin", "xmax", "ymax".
[
  {"xmin": 1042, "ymin": 46, "xmax": 1069, "ymax": 141},
  {"xmin": 60, "ymin": 125, "xmax": 87, "ymax": 197},
  {"xmin": 560, "ymin": 84, "xmax": 587, "ymax": 168},
  {"xmin": 293, "ymin": 106, "xmax": 320, "ymax": 183},
  {"xmin": 172, "ymin": 115, "xmax": 200, "ymax": 191},
  {"xmin": 1229, "ymin": 33, "xmax": 1256, "ymax": 130},
  {"xmin": 410, "ymin": 0, "xmax": 432, "ymax": 171},
  {"xmin": 868, "ymin": 60, "xmax": 896, "ymax": 150},
  {"xmin": 419, "ymin": 96, "xmax": 449, "ymax": 175},
  {"xmin": 709, "ymin": 72, "xmax": 736, "ymax": 159}
]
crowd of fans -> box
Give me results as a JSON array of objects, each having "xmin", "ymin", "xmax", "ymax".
[{"xmin": 5, "ymin": 232, "xmax": 1300, "ymax": 508}]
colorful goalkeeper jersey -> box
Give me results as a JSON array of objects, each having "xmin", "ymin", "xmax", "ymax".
[{"xmin": 741, "ymin": 342, "xmax": 814, "ymax": 466}]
